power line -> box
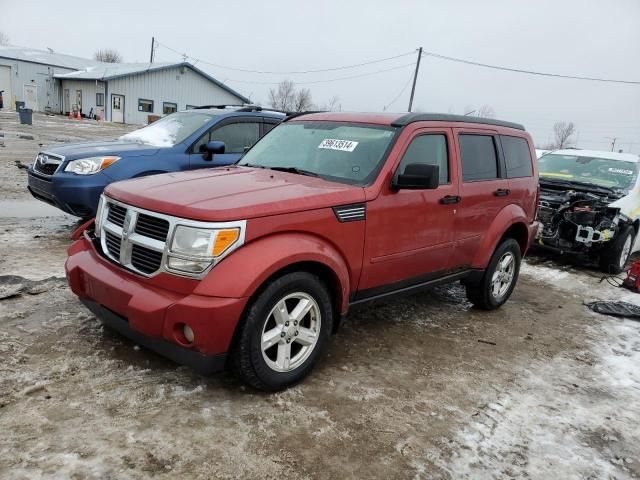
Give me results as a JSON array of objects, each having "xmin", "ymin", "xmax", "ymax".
[
  {"xmin": 383, "ymin": 70, "xmax": 415, "ymax": 111},
  {"xmin": 422, "ymin": 51, "xmax": 640, "ymax": 85},
  {"xmin": 155, "ymin": 40, "xmax": 414, "ymax": 75},
  {"xmin": 221, "ymin": 63, "xmax": 416, "ymax": 85}
]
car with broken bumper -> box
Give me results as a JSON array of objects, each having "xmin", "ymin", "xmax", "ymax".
[
  {"xmin": 65, "ymin": 112, "xmax": 539, "ymax": 390},
  {"xmin": 535, "ymin": 149, "xmax": 640, "ymax": 273}
]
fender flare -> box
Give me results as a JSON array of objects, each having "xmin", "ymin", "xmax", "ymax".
[
  {"xmin": 471, "ymin": 204, "xmax": 529, "ymax": 268},
  {"xmin": 193, "ymin": 233, "xmax": 351, "ymax": 314}
]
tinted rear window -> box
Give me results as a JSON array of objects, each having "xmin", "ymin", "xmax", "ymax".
[
  {"xmin": 459, "ymin": 134, "xmax": 498, "ymax": 181},
  {"xmin": 501, "ymin": 135, "xmax": 532, "ymax": 178}
]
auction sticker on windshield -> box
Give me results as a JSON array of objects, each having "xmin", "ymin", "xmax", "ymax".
[
  {"xmin": 318, "ymin": 139, "xmax": 359, "ymax": 152},
  {"xmin": 608, "ymin": 167, "xmax": 634, "ymax": 175}
]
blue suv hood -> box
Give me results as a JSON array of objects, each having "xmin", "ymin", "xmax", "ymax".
[{"xmin": 45, "ymin": 140, "xmax": 161, "ymax": 160}]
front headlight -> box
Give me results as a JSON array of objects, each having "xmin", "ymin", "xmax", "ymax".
[
  {"xmin": 64, "ymin": 156, "xmax": 120, "ymax": 175},
  {"xmin": 167, "ymin": 225, "xmax": 242, "ymax": 274}
]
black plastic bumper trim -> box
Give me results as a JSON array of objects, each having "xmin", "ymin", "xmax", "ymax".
[{"xmin": 81, "ymin": 299, "xmax": 227, "ymax": 375}]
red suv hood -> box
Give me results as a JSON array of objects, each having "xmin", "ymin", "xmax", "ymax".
[{"xmin": 105, "ymin": 166, "xmax": 365, "ymax": 222}]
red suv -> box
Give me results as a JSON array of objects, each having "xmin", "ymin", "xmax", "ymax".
[{"xmin": 66, "ymin": 112, "xmax": 538, "ymax": 391}]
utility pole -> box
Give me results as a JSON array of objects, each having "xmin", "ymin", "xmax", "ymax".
[
  {"xmin": 149, "ymin": 37, "xmax": 155, "ymax": 64},
  {"xmin": 408, "ymin": 47, "xmax": 423, "ymax": 112}
]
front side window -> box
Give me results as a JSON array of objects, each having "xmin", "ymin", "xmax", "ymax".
[
  {"xmin": 138, "ymin": 99, "xmax": 153, "ymax": 113},
  {"xmin": 459, "ymin": 134, "xmax": 498, "ymax": 182},
  {"xmin": 163, "ymin": 102, "xmax": 177, "ymax": 115},
  {"xmin": 120, "ymin": 111, "xmax": 216, "ymax": 147},
  {"xmin": 397, "ymin": 134, "xmax": 449, "ymax": 184},
  {"xmin": 501, "ymin": 135, "xmax": 532, "ymax": 178},
  {"xmin": 211, "ymin": 122, "xmax": 260, "ymax": 154},
  {"xmin": 538, "ymin": 154, "xmax": 638, "ymax": 192},
  {"xmin": 238, "ymin": 121, "xmax": 397, "ymax": 186},
  {"xmin": 96, "ymin": 93, "xmax": 104, "ymax": 107}
]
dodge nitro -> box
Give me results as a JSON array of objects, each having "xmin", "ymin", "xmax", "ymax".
[{"xmin": 66, "ymin": 112, "xmax": 539, "ymax": 391}]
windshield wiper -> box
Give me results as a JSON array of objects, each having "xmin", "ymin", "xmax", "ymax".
[{"xmin": 268, "ymin": 166, "xmax": 319, "ymax": 177}]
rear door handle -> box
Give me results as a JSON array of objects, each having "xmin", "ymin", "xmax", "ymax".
[
  {"xmin": 440, "ymin": 195, "xmax": 461, "ymax": 205},
  {"xmin": 494, "ymin": 188, "xmax": 511, "ymax": 197}
]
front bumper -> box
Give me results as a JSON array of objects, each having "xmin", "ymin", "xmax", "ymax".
[
  {"xmin": 27, "ymin": 169, "xmax": 109, "ymax": 218},
  {"xmin": 65, "ymin": 235, "xmax": 249, "ymax": 373}
]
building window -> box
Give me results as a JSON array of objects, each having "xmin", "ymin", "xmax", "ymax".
[
  {"xmin": 96, "ymin": 93, "xmax": 104, "ymax": 107},
  {"xmin": 163, "ymin": 102, "xmax": 177, "ymax": 114},
  {"xmin": 138, "ymin": 99, "xmax": 153, "ymax": 113}
]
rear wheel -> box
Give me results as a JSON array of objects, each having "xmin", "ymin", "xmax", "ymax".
[
  {"xmin": 230, "ymin": 271, "xmax": 333, "ymax": 391},
  {"xmin": 599, "ymin": 225, "xmax": 634, "ymax": 274},
  {"xmin": 465, "ymin": 238, "xmax": 522, "ymax": 310}
]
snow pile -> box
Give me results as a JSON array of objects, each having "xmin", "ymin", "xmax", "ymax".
[{"xmin": 120, "ymin": 118, "xmax": 182, "ymax": 147}]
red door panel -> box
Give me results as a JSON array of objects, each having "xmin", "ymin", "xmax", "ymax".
[
  {"xmin": 358, "ymin": 127, "xmax": 459, "ymax": 294},
  {"xmin": 453, "ymin": 128, "xmax": 510, "ymax": 269}
]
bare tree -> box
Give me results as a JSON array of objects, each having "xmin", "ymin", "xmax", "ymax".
[
  {"xmin": 268, "ymin": 80, "xmax": 314, "ymax": 112},
  {"xmin": 0, "ymin": 31, "xmax": 9, "ymax": 46},
  {"xmin": 477, "ymin": 104, "xmax": 496, "ymax": 118},
  {"xmin": 94, "ymin": 49, "xmax": 123, "ymax": 63},
  {"xmin": 321, "ymin": 95, "xmax": 342, "ymax": 112},
  {"xmin": 553, "ymin": 121, "xmax": 576, "ymax": 149}
]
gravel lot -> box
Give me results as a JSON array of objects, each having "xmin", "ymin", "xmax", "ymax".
[{"xmin": 1, "ymin": 112, "xmax": 639, "ymax": 479}]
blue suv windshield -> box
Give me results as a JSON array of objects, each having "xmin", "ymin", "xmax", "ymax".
[{"xmin": 120, "ymin": 111, "xmax": 216, "ymax": 147}]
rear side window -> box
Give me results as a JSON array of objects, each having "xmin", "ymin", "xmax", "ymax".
[
  {"xmin": 397, "ymin": 134, "xmax": 449, "ymax": 184},
  {"xmin": 459, "ymin": 134, "xmax": 498, "ymax": 182},
  {"xmin": 501, "ymin": 135, "xmax": 532, "ymax": 178}
]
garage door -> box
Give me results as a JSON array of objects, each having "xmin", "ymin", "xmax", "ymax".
[{"xmin": 0, "ymin": 65, "xmax": 13, "ymax": 109}]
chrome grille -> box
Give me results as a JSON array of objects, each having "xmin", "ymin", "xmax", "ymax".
[
  {"xmin": 107, "ymin": 204, "xmax": 126, "ymax": 226},
  {"xmin": 99, "ymin": 199, "xmax": 168, "ymax": 276},
  {"xmin": 104, "ymin": 231, "xmax": 121, "ymax": 258},
  {"xmin": 131, "ymin": 245, "xmax": 163, "ymax": 274},
  {"xmin": 135, "ymin": 214, "xmax": 170, "ymax": 241},
  {"xmin": 33, "ymin": 152, "xmax": 64, "ymax": 176}
]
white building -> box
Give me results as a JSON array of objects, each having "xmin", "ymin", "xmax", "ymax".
[{"xmin": 0, "ymin": 46, "xmax": 249, "ymax": 124}]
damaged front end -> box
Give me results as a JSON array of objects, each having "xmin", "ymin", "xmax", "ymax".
[{"xmin": 536, "ymin": 185, "xmax": 630, "ymax": 255}]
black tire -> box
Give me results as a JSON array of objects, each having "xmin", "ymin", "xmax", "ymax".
[
  {"xmin": 465, "ymin": 238, "xmax": 522, "ymax": 310},
  {"xmin": 599, "ymin": 225, "xmax": 635, "ymax": 274},
  {"xmin": 230, "ymin": 271, "xmax": 333, "ymax": 392}
]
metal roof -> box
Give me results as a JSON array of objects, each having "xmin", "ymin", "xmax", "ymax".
[
  {"xmin": 0, "ymin": 45, "xmax": 102, "ymax": 70},
  {"xmin": 54, "ymin": 61, "xmax": 249, "ymax": 103}
]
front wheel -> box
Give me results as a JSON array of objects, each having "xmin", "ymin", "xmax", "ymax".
[
  {"xmin": 465, "ymin": 238, "xmax": 522, "ymax": 310},
  {"xmin": 599, "ymin": 225, "xmax": 635, "ymax": 274},
  {"xmin": 230, "ymin": 271, "xmax": 333, "ymax": 391}
]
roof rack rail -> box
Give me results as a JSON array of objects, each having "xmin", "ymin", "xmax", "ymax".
[
  {"xmin": 283, "ymin": 111, "xmax": 326, "ymax": 122},
  {"xmin": 193, "ymin": 104, "xmax": 246, "ymax": 110},
  {"xmin": 390, "ymin": 113, "xmax": 525, "ymax": 131},
  {"xmin": 235, "ymin": 105, "xmax": 288, "ymax": 115}
]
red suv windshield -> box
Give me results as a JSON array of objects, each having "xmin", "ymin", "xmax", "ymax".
[{"xmin": 239, "ymin": 121, "xmax": 397, "ymax": 185}]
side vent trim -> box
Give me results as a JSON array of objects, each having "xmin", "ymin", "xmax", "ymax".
[{"xmin": 333, "ymin": 203, "xmax": 366, "ymax": 223}]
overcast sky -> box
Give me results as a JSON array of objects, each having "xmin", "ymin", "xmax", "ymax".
[{"xmin": 2, "ymin": 0, "xmax": 639, "ymax": 152}]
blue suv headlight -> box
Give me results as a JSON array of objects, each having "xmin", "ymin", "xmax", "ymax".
[{"xmin": 64, "ymin": 156, "xmax": 121, "ymax": 175}]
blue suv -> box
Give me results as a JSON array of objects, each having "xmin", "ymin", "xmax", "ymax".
[{"xmin": 27, "ymin": 106, "xmax": 285, "ymax": 218}]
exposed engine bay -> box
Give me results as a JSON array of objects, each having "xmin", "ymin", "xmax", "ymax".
[{"xmin": 536, "ymin": 182, "xmax": 631, "ymax": 254}]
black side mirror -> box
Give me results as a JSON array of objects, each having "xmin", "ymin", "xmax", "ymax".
[
  {"xmin": 203, "ymin": 140, "xmax": 225, "ymax": 161},
  {"xmin": 392, "ymin": 163, "xmax": 439, "ymax": 190}
]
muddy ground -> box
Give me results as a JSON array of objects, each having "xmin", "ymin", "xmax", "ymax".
[{"xmin": 0, "ymin": 112, "xmax": 639, "ymax": 479}]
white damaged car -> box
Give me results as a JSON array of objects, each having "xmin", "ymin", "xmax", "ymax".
[{"xmin": 536, "ymin": 149, "xmax": 640, "ymax": 273}]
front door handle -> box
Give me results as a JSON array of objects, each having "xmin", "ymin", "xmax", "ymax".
[
  {"xmin": 440, "ymin": 195, "xmax": 461, "ymax": 205},
  {"xmin": 494, "ymin": 188, "xmax": 511, "ymax": 197}
]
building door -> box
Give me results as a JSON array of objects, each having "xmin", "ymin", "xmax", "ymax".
[
  {"xmin": 63, "ymin": 89, "xmax": 70, "ymax": 114},
  {"xmin": 75, "ymin": 90, "xmax": 82, "ymax": 113},
  {"xmin": 0, "ymin": 66, "xmax": 12, "ymax": 109},
  {"xmin": 111, "ymin": 94, "xmax": 124, "ymax": 123},
  {"xmin": 23, "ymin": 84, "xmax": 38, "ymax": 110}
]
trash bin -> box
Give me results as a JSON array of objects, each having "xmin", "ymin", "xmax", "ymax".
[
  {"xmin": 18, "ymin": 107, "xmax": 33, "ymax": 125},
  {"xmin": 15, "ymin": 101, "xmax": 25, "ymax": 111}
]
